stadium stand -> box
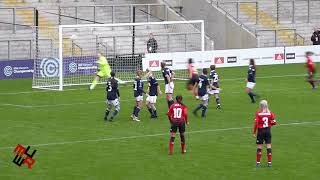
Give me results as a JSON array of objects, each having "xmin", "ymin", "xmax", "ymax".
[
  {"xmin": 210, "ymin": 0, "xmax": 320, "ymax": 47},
  {"xmin": 0, "ymin": 0, "xmax": 214, "ymax": 60}
]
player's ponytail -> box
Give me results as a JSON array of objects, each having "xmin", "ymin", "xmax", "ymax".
[
  {"xmin": 260, "ymin": 100, "xmax": 270, "ymax": 113},
  {"xmin": 110, "ymin": 71, "xmax": 116, "ymax": 86},
  {"xmin": 176, "ymin": 95, "xmax": 186, "ymax": 106}
]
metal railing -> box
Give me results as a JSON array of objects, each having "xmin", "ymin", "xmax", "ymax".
[
  {"xmin": 0, "ymin": 39, "xmax": 32, "ymax": 60},
  {"xmin": 96, "ymin": 32, "xmax": 204, "ymax": 56},
  {"xmin": 256, "ymin": 28, "xmax": 305, "ymax": 47},
  {"xmin": 0, "ymin": 4, "xmax": 168, "ymax": 33},
  {"xmin": 211, "ymin": 0, "xmax": 319, "ymax": 24}
]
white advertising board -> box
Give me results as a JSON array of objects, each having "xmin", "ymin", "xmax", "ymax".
[
  {"xmin": 143, "ymin": 47, "xmax": 285, "ymax": 71},
  {"xmin": 142, "ymin": 45, "xmax": 318, "ymax": 71},
  {"xmin": 284, "ymin": 45, "xmax": 320, "ymax": 64}
]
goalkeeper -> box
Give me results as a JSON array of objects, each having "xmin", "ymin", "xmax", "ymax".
[{"xmin": 89, "ymin": 53, "xmax": 112, "ymax": 90}]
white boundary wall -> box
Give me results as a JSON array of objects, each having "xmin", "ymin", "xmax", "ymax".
[{"xmin": 143, "ymin": 45, "xmax": 320, "ymax": 71}]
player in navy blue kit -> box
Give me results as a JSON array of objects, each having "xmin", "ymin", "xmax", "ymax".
[
  {"xmin": 104, "ymin": 71, "xmax": 120, "ymax": 122},
  {"xmin": 193, "ymin": 68, "xmax": 210, "ymax": 118},
  {"xmin": 146, "ymin": 69, "xmax": 162, "ymax": 119},
  {"xmin": 246, "ymin": 59, "xmax": 259, "ymax": 103},
  {"xmin": 161, "ymin": 62, "xmax": 175, "ymax": 108},
  {"xmin": 131, "ymin": 70, "xmax": 145, "ymax": 122},
  {"xmin": 208, "ymin": 65, "xmax": 222, "ymax": 109}
]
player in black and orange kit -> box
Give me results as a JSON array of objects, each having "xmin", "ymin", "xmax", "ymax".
[
  {"xmin": 305, "ymin": 51, "xmax": 317, "ymax": 89},
  {"xmin": 168, "ymin": 95, "xmax": 189, "ymax": 155},
  {"xmin": 252, "ymin": 100, "xmax": 277, "ymax": 168}
]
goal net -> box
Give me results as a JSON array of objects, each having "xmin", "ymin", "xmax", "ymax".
[{"xmin": 32, "ymin": 20, "xmax": 207, "ymax": 91}]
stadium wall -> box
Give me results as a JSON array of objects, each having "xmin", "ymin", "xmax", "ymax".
[
  {"xmin": 178, "ymin": 0, "xmax": 257, "ymax": 50},
  {"xmin": 1, "ymin": 45, "xmax": 319, "ymax": 80}
]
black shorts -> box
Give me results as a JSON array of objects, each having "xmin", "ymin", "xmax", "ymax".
[
  {"xmin": 170, "ymin": 121, "xmax": 185, "ymax": 134},
  {"xmin": 256, "ymin": 128, "xmax": 271, "ymax": 144},
  {"xmin": 187, "ymin": 75, "xmax": 199, "ymax": 86}
]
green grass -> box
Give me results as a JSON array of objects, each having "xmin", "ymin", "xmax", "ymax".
[{"xmin": 0, "ymin": 63, "xmax": 319, "ymax": 180}]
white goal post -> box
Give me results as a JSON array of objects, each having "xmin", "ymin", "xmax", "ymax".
[{"xmin": 32, "ymin": 20, "xmax": 207, "ymax": 91}]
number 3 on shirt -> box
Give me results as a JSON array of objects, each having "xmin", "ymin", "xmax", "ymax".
[
  {"xmin": 262, "ymin": 117, "xmax": 269, "ymax": 128},
  {"xmin": 173, "ymin": 108, "xmax": 182, "ymax": 118}
]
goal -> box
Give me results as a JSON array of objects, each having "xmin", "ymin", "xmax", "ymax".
[{"xmin": 32, "ymin": 20, "xmax": 206, "ymax": 91}]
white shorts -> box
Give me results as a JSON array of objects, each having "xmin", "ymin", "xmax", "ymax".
[
  {"xmin": 246, "ymin": 82, "xmax": 256, "ymax": 89},
  {"xmin": 208, "ymin": 89, "xmax": 219, "ymax": 95},
  {"xmin": 165, "ymin": 82, "xmax": 174, "ymax": 94},
  {"xmin": 146, "ymin": 96, "xmax": 157, "ymax": 104},
  {"xmin": 107, "ymin": 99, "xmax": 120, "ymax": 106},
  {"xmin": 135, "ymin": 95, "xmax": 143, "ymax": 102},
  {"xmin": 199, "ymin": 94, "xmax": 209, "ymax": 101}
]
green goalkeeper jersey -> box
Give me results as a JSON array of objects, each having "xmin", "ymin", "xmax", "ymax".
[{"xmin": 97, "ymin": 56, "xmax": 111, "ymax": 71}]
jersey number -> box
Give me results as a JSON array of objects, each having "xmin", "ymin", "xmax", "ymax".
[
  {"xmin": 107, "ymin": 82, "xmax": 112, "ymax": 92},
  {"xmin": 198, "ymin": 81, "xmax": 203, "ymax": 88},
  {"xmin": 262, "ymin": 117, "xmax": 269, "ymax": 128},
  {"xmin": 173, "ymin": 108, "xmax": 182, "ymax": 118}
]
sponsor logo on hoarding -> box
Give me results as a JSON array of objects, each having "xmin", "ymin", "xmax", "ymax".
[
  {"xmin": 163, "ymin": 59, "xmax": 173, "ymax": 66},
  {"xmin": 149, "ymin": 60, "xmax": 159, "ymax": 67},
  {"xmin": 214, "ymin": 57, "xmax": 224, "ymax": 64},
  {"xmin": 274, "ymin": 53, "xmax": 284, "ymax": 60},
  {"xmin": 40, "ymin": 58, "xmax": 59, "ymax": 77},
  {"xmin": 4, "ymin": 66, "xmax": 13, "ymax": 77},
  {"xmin": 69, "ymin": 62, "xmax": 78, "ymax": 73},
  {"xmin": 286, "ymin": 53, "xmax": 295, "ymax": 59},
  {"xmin": 227, "ymin": 56, "xmax": 237, "ymax": 63}
]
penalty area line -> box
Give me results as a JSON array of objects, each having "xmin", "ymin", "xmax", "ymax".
[
  {"xmin": 0, "ymin": 74, "xmax": 309, "ymax": 95},
  {"xmin": 0, "ymin": 120, "xmax": 318, "ymax": 150}
]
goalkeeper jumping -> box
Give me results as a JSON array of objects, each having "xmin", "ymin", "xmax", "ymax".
[{"xmin": 89, "ymin": 53, "xmax": 123, "ymax": 90}]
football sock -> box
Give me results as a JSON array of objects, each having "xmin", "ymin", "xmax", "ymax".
[
  {"xmin": 201, "ymin": 106, "xmax": 207, "ymax": 117},
  {"xmin": 135, "ymin": 107, "xmax": 141, "ymax": 117},
  {"xmin": 167, "ymin": 99, "xmax": 174, "ymax": 108},
  {"xmin": 194, "ymin": 104, "xmax": 204, "ymax": 113},
  {"xmin": 112, "ymin": 110, "xmax": 119, "ymax": 119},
  {"xmin": 256, "ymin": 148, "xmax": 262, "ymax": 163},
  {"xmin": 153, "ymin": 107, "xmax": 157, "ymax": 117},
  {"xmin": 248, "ymin": 92, "xmax": 255, "ymax": 102},
  {"xmin": 147, "ymin": 108, "xmax": 153, "ymax": 116},
  {"xmin": 105, "ymin": 109, "xmax": 110, "ymax": 119},
  {"xmin": 180, "ymin": 134, "xmax": 185, "ymax": 153},
  {"xmin": 132, "ymin": 106, "xmax": 137, "ymax": 116},
  {"xmin": 215, "ymin": 97, "xmax": 221, "ymax": 106},
  {"xmin": 310, "ymin": 81, "xmax": 315, "ymax": 88},
  {"xmin": 169, "ymin": 137, "xmax": 175, "ymax": 154},
  {"xmin": 267, "ymin": 148, "xmax": 272, "ymax": 163}
]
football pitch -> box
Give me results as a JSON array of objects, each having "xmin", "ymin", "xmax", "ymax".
[{"xmin": 0, "ymin": 63, "xmax": 319, "ymax": 180}]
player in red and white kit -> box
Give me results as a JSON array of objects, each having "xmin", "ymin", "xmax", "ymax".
[
  {"xmin": 167, "ymin": 95, "xmax": 189, "ymax": 155},
  {"xmin": 252, "ymin": 100, "xmax": 277, "ymax": 168},
  {"xmin": 186, "ymin": 58, "xmax": 199, "ymax": 99},
  {"xmin": 305, "ymin": 51, "xmax": 317, "ymax": 89}
]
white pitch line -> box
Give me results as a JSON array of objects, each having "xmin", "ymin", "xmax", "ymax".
[
  {"xmin": 0, "ymin": 120, "xmax": 318, "ymax": 150},
  {"xmin": 0, "ymin": 74, "xmax": 308, "ymax": 96},
  {"xmin": 0, "ymin": 86, "xmax": 308, "ymax": 109}
]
